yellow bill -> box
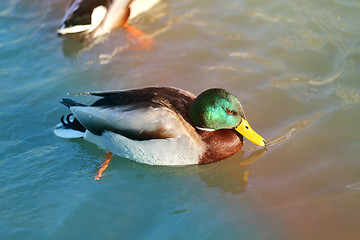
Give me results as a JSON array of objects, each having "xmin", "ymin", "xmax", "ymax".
[{"xmin": 235, "ymin": 118, "xmax": 266, "ymax": 146}]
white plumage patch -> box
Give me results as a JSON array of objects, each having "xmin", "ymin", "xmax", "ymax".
[
  {"xmin": 54, "ymin": 123, "xmax": 85, "ymax": 139},
  {"xmin": 57, "ymin": 5, "xmax": 107, "ymax": 35},
  {"xmin": 88, "ymin": 6, "xmax": 107, "ymax": 32},
  {"xmin": 58, "ymin": 25, "xmax": 91, "ymax": 35},
  {"xmin": 84, "ymin": 131, "xmax": 202, "ymax": 166},
  {"xmin": 195, "ymin": 126, "xmax": 216, "ymax": 132},
  {"xmin": 129, "ymin": 0, "xmax": 160, "ymax": 20}
]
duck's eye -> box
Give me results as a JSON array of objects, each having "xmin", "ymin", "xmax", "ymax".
[
  {"xmin": 225, "ymin": 109, "xmax": 237, "ymax": 115},
  {"xmin": 245, "ymin": 125, "xmax": 249, "ymax": 129}
]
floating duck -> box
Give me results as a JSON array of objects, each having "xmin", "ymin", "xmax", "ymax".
[
  {"xmin": 54, "ymin": 87, "xmax": 266, "ymax": 168},
  {"xmin": 58, "ymin": 0, "xmax": 159, "ymax": 41}
]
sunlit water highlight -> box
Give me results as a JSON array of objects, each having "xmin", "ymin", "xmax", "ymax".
[{"xmin": 1, "ymin": 0, "xmax": 359, "ymax": 239}]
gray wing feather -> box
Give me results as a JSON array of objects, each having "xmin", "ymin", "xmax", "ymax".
[{"xmin": 70, "ymin": 104, "xmax": 188, "ymax": 140}]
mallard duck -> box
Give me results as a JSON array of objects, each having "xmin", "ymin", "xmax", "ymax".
[
  {"xmin": 58, "ymin": 0, "xmax": 159, "ymax": 41},
  {"xmin": 54, "ymin": 87, "xmax": 266, "ymax": 166}
]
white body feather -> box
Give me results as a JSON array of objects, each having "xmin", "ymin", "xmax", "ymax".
[
  {"xmin": 84, "ymin": 131, "xmax": 201, "ymax": 165},
  {"xmin": 90, "ymin": 0, "xmax": 130, "ymax": 38},
  {"xmin": 128, "ymin": 0, "xmax": 160, "ymax": 21},
  {"xmin": 54, "ymin": 123, "xmax": 85, "ymax": 138}
]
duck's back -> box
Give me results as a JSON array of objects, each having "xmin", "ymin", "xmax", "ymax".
[
  {"xmin": 90, "ymin": 87, "xmax": 196, "ymax": 119},
  {"xmin": 68, "ymin": 87, "xmax": 196, "ymax": 140}
]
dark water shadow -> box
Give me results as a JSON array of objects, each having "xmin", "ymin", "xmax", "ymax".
[
  {"xmin": 60, "ymin": 35, "xmax": 105, "ymax": 58},
  {"xmin": 197, "ymin": 148, "xmax": 267, "ymax": 194}
]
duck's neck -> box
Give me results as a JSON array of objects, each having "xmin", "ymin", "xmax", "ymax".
[{"xmin": 197, "ymin": 129, "xmax": 243, "ymax": 164}]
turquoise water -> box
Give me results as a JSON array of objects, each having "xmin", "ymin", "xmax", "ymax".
[{"xmin": 1, "ymin": 0, "xmax": 360, "ymax": 239}]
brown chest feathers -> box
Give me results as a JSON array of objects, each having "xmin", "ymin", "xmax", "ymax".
[{"xmin": 197, "ymin": 129, "xmax": 243, "ymax": 164}]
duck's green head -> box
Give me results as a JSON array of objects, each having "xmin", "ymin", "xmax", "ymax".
[{"xmin": 189, "ymin": 88, "xmax": 266, "ymax": 146}]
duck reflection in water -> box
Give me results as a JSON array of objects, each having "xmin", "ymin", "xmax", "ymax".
[
  {"xmin": 198, "ymin": 148, "xmax": 267, "ymax": 194},
  {"xmin": 90, "ymin": 148, "xmax": 268, "ymax": 194}
]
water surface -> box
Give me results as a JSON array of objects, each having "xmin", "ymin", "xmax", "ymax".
[{"xmin": 1, "ymin": 0, "xmax": 359, "ymax": 239}]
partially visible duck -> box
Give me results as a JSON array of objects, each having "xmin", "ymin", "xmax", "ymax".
[
  {"xmin": 57, "ymin": 0, "xmax": 159, "ymax": 41},
  {"xmin": 54, "ymin": 87, "xmax": 266, "ymax": 166}
]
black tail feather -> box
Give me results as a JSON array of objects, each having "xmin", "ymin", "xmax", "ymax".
[
  {"xmin": 60, "ymin": 114, "xmax": 86, "ymax": 132},
  {"xmin": 61, "ymin": 98, "xmax": 87, "ymax": 108}
]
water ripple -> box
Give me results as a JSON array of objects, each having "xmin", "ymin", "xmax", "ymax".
[
  {"xmin": 271, "ymin": 72, "xmax": 340, "ymax": 87},
  {"xmin": 226, "ymin": 51, "xmax": 283, "ymax": 68},
  {"xmin": 204, "ymin": 65, "xmax": 253, "ymax": 73},
  {"xmin": 346, "ymin": 182, "xmax": 360, "ymax": 190},
  {"xmin": 335, "ymin": 85, "xmax": 360, "ymax": 104},
  {"xmin": 245, "ymin": 9, "xmax": 295, "ymax": 23},
  {"xmin": 243, "ymin": 112, "xmax": 324, "ymax": 151}
]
